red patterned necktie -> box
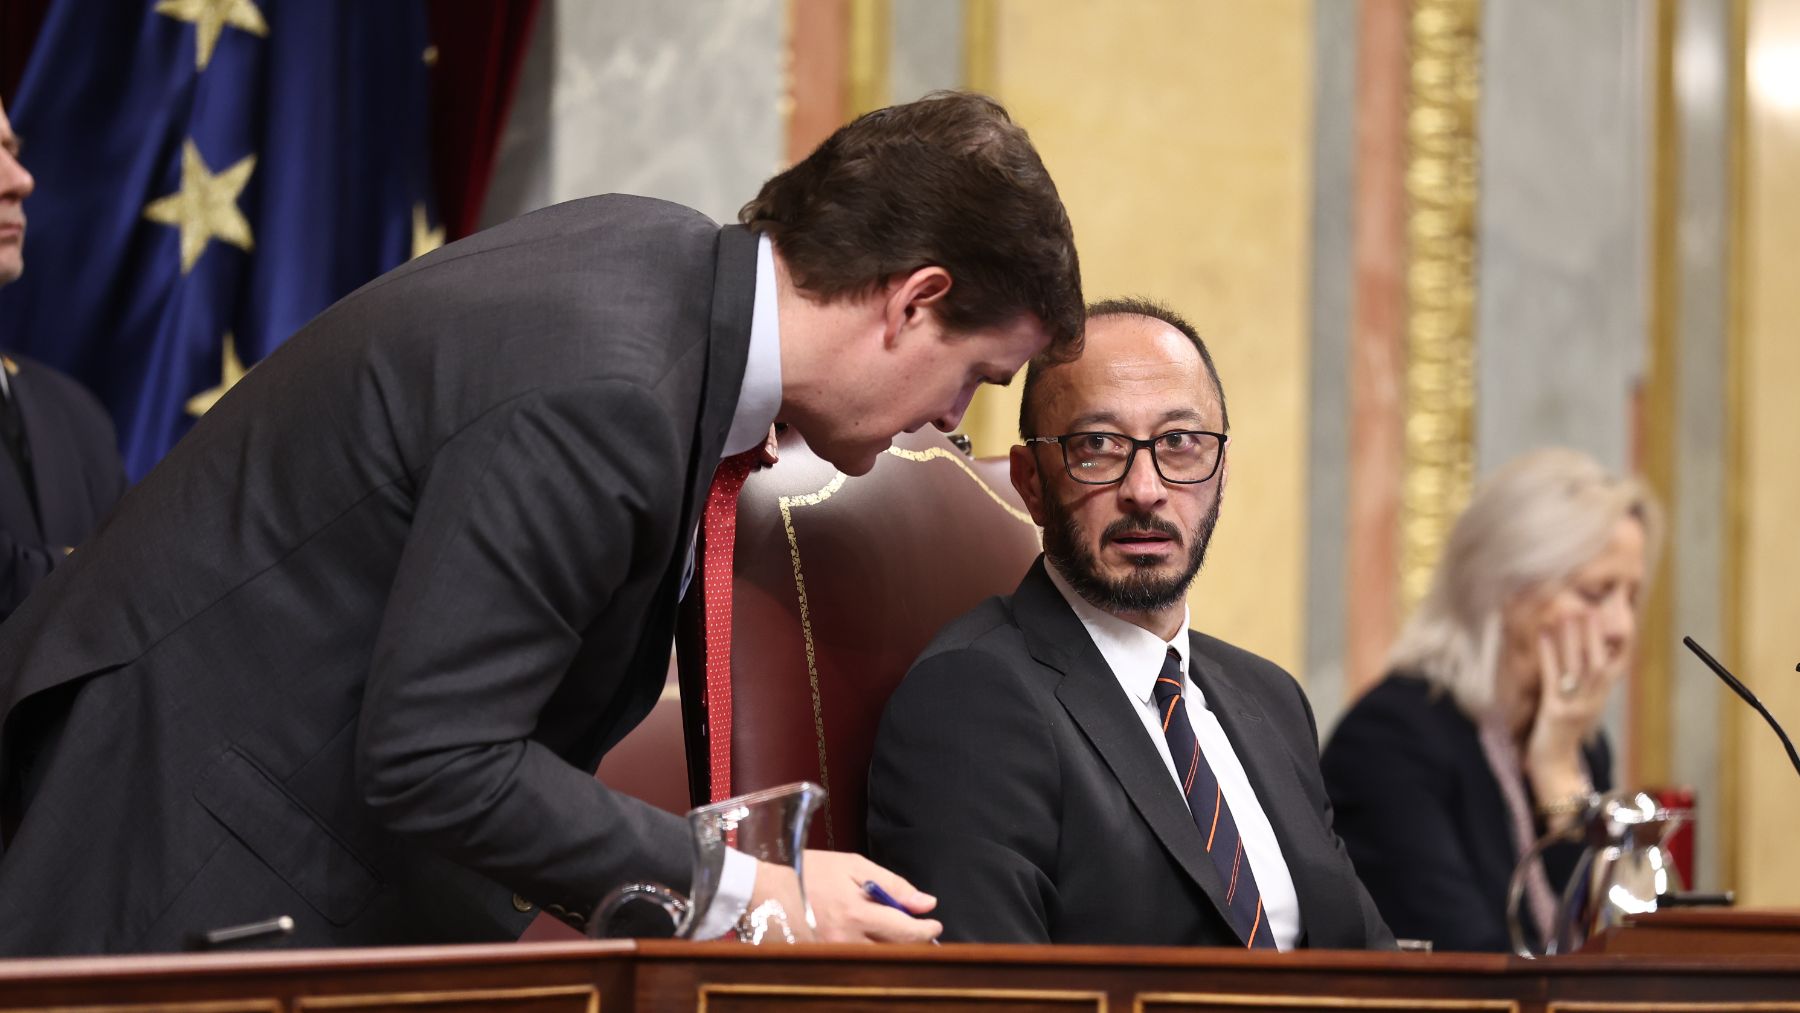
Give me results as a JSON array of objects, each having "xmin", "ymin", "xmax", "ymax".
[
  {"xmin": 698, "ymin": 450, "xmax": 760, "ymax": 803},
  {"xmin": 1153, "ymin": 648, "xmax": 1277, "ymax": 949}
]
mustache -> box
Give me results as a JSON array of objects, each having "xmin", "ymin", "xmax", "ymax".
[{"xmin": 1100, "ymin": 512, "xmax": 1183, "ymax": 546}]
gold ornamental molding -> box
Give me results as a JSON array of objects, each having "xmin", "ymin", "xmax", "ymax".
[
  {"xmin": 846, "ymin": 0, "xmax": 891, "ymax": 116},
  {"xmin": 1400, "ymin": 0, "xmax": 1483, "ymax": 612}
]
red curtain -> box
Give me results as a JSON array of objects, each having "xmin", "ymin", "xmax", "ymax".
[
  {"xmin": 0, "ymin": 0, "xmax": 51, "ymax": 109},
  {"xmin": 426, "ymin": 0, "xmax": 541, "ymax": 240}
]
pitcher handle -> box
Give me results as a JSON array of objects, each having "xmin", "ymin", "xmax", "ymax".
[
  {"xmin": 1505, "ymin": 825, "xmax": 1583, "ymax": 958},
  {"xmin": 589, "ymin": 882, "xmax": 690, "ymax": 939}
]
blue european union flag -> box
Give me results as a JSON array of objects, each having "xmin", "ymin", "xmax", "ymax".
[{"xmin": 0, "ymin": 0, "xmax": 437, "ymax": 479}]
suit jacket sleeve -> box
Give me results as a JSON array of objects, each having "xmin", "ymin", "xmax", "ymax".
[
  {"xmin": 1322, "ymin": 687, "xmax": 1507, "ymax": 952},
  {"xmin": 868, "ymin": 647, "xmax": 1062, "ymax": 943},
  {"xmin": 355, "ymin": 378, "xmax": 692, "ymax": 917},
  {"xmin": 1281, "ymin": 675, "xmax": 1397, "ymax": 950}
]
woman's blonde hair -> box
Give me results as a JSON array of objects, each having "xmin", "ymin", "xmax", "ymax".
[{"xmin": 1386, "ymin": 447, "xmax": 1664, "ymax": 719}]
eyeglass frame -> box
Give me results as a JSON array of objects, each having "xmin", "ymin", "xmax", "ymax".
[{"xmin": 1022, "ymin": 429, "xmax": 1229, "ymax": 486}]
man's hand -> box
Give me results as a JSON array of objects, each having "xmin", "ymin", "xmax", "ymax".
[{"xmin": 749, "ymin": 850, "xmax": 941, "ymax": 943}]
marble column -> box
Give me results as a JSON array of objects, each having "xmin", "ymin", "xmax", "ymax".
[
  {"xmin": 480, "ymin": 0, "xmax": 785, "ymax": 229},
  {"xmin": 1474, "ymin": 1, "xmax": 1651, "ymax": 475}
]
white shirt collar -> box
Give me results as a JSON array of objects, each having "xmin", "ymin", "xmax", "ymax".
[
  {"xmin": 723, "ymin": 233, "xmax": 782, "ymax": 457},
  {"xmin": 1044, "ymin": 558, "xmax": 1193, "ymax": 705}
]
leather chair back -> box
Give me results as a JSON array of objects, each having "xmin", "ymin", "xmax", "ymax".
[{"xmin": 676, "ymin": 428, "xmax": 1041, "ymax": 853}]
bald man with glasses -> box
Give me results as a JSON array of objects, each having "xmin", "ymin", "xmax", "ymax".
[{"xmin": 867, "ymin": 298, "xmax": 1393, "ymax": 950}]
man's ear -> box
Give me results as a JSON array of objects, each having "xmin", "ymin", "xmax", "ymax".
[
  {"xmin": 1217, "ymin": 449, "xmax": 1230, "ymax": 509},
  {"xmin": 1010, "ymin": 443, "xmax": 1051, "ymax": 527},
  {"xmin": 881, "ymin": 266, "xmax": 953, "ymax": 347}
]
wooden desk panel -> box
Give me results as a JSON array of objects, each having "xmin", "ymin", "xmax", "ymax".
[
  {"xmin": 0, "ymin": 941, "xmax": 1793, "ymax": 1012},
  {"xmin": 1588, "ymin": 909, "xmax": 1800, "ymax": 957}
]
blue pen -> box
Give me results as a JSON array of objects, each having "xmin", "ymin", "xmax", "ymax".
[{"xmin": 862, "ymin": 881, "xmax": 942, "ymax": 945}]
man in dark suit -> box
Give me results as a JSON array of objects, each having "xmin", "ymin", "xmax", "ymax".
[
  {"xmin": 0, "ymin": 92, "xmax": 1084, "ymax": 954},
  {"xmin": 0, "ymin": 96, "xmax": 126, "ymax": 619},
  {"xmin": 869, "ymin": 299, "xmax": 1391, "ymax": 949}
]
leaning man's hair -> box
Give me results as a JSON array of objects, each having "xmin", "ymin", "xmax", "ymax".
[{"xmin": 741, "ymin": 91, "xmax": 1084, "ymax": 359}]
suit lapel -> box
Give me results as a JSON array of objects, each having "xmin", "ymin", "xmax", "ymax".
[
  {"xmin": 11, "ymin": 363, "xmax": 83, "ymax": 545},
  {"xmin": 1190, "ymin": 646, "xmax": 1360, "ymax": 948},
  {"xmin": 675, "ymin": 224, "xmax": 758, "ymax": 552},
  {"xmin": 1013, "ymin": 561, "xmax": 1236, "ymax": 922}
]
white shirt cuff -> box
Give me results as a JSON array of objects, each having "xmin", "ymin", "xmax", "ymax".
[{"xmin": 690, "ymin": 846, "xmax": 756, "ymax": 939}]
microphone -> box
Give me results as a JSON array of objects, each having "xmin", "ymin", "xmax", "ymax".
[{"xmin": 1683, "ymin": 636, "xmax": 1800, "ymax": 779}]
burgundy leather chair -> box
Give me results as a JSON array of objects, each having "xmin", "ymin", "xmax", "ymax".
[{"xmin": 675, "ymin": 428, "xmax": 1042, "ymax": 853}]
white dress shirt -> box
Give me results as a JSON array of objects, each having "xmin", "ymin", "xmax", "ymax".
[
  {"xmin": 1045, "ymin": 562, "xmax": 1301, "ymax": 950},
  {"xmin": 689, "ymin": 233, "xmax": 781, "ymax": 937}
]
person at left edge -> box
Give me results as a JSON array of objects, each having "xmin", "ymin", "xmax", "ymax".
[
  {"xmin": 0, "ymin": 95, "xmax": 126, "ymax": 620},
  {"xmin": 0, "ymin": 91, "xmax": 1084, "ymax": 955}
]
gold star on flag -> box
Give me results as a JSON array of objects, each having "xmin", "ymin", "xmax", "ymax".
[
  {"xmin": 155, "ymin": 0, "xmax": 268, "ymax": 72},
  {"xmin": 185, "ymin": 333, "xmax": 250, "ymax": 417},
  {"xmin": 143, "ymin": 140, "xmax": 256, "ymax": 275},
  {"xmin": 411, "ymin": 203, "xmax": 445, "ymax": 260}
]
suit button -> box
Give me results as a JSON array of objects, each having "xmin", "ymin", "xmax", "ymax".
[{"xmin": 512, "ymin": 894, "xmax": 534, "ymax": 913}]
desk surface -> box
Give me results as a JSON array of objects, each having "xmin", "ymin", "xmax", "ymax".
[{"xmin": 0, "ymin": 938, "xmax": 1795, "ymax": 1012}]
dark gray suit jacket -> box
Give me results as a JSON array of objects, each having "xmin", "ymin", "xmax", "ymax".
[
  {"xmin": 0, "ymin": 195, "xmax": 754, "ymax": 954},
  {"xmin": 868, "ymin": 559, "xmax": 1393, "ymax": 949},
  {"xmin": 0, "ymin": 355, "xmax": 125, "ymax": 619}
]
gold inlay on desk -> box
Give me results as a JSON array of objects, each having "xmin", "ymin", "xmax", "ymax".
[{"xmin": 700, "ymin": 982, "xmax": 1105, "ymax": 1012}]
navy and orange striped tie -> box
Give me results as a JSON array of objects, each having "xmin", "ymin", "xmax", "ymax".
[{"xmin": 1153, "ymin": 648, "xmax": 1276, "ymax": 949}]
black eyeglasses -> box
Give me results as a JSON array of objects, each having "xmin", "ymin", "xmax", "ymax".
[{"xmin": 1023, "ymin": 430, "xmax": 1227, "ymax": 485}]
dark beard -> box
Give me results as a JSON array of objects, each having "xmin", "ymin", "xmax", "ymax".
[{"xmin": 1041, "ymin": 493, "xmax": 1219, "ymax": 614}]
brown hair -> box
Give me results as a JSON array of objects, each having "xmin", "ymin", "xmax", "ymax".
[{"xmin": 740, "ymin": 91, "xmax": 1083, "ymax": 357}]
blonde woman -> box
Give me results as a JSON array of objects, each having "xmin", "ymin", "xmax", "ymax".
[{"xmin": 1320, "ymin": 448, "xmax": 1661, "ymax": 952}]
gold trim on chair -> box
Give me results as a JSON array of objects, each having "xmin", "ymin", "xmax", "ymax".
[
  {"xmin": 885, "ymin": 446, "xmax": 1037, "ymax": 527},
  {"xmin": 1399, "ymin": 0, "xmax": 1484, "ymax": 613},
  {"xmin": 772, "ymin": 446, "xmax": 1040, "ymax": 845},
  {"xmin": 777, "ymin": 471, "xmax": 850, "ymax": 848}
]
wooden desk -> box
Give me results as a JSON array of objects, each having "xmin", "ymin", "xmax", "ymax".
[
  {"xmin": 0, "ymin": 941, "xmax": 1795, "ymax": 1012},
  {"xmin": 1588, "ymin": 908, "xmax": 1800, "ymax": 957}
]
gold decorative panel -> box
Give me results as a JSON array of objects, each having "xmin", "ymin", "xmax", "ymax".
[
  {"xmin": 294, "ymin": 985, "xmax": 598, "ymax": 1013},
  {"xmin": 1399, "ymin": 0, "xmax": 1483, "ymax": 612},
  {"xmin": 699, "ymin": 983, "xmax": 1105, "ymax": 1013},
  {"xmin": 3, "ymin": 1001, "xmax": 281, "ymax": 1013},
  {"xmin": 1137, "ymin": 994, "xmax": 1516, "ymax": 1013}
]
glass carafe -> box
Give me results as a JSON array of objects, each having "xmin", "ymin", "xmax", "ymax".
[
  {"xmin": 1507, "ymin": 789, "xmax": 1689, "ymax": 956},
  {"xmin": 589, "ymin": 781, "xmax": 826, "ymax": 943}
]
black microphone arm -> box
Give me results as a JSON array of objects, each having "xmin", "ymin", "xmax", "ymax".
[{"xmin": 1683, "ymin": 636, "xmax": 1800, "ymax": 779}]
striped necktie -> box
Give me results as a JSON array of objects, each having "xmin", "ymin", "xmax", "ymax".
[{"xmin": 1153, "ymin": 648, "xmax": 1276, "ymax": 949}]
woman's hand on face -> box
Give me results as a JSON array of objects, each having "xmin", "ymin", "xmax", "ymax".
[{"xmin": 1524, "ymin": 610, "xmax": 1619, "ymax": 779}]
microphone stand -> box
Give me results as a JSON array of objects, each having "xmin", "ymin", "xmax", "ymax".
[{"xmin": 1683, "ymin": 636, "xmax": 1800, "ymax": 779}]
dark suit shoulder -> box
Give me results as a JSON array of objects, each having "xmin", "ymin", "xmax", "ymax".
[
  {"xmin": 9, "ymin": 356, "xmax": 115, "ymax": 443},
  {"xmin": 1322, "ymin": 673, "xmax": 1473, "ymax": 781},
  {"xmin": 914, "ymin": 594, "xmax": 1023, "ymax": 657},
  {"xmin": 1187, "ymin": 629, "xmax": 1297, "ymax": 690}
]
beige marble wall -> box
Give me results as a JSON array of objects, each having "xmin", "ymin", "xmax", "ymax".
[
  {"xmin": 480, "ymin": 0, "xmax": 785, "ymax": 228},
  {"xmin": 961, "ymin": 0, "xmax": 1313, "ymax": 675},
  {"xmin": 1731, "ymin": 0, "xmax": 1800, "ymax": 907}
]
